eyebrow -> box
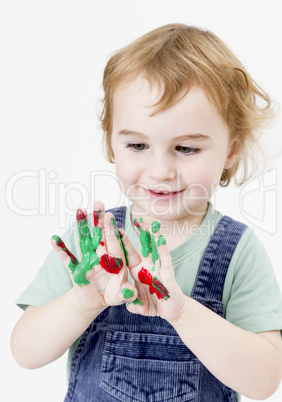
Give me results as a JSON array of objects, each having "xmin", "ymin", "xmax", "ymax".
[
  {"xmin": 118, "ymin": 129, "xmax": 211, "ymax": 141},
  {"xmin": 118, "ymin": 129, "xmax": 146, "ymax": 137}
]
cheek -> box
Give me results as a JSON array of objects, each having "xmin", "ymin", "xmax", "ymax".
[
  {"xmin": 184, "ymin": 165, "xmax": 222, "ymax": 198},
  {"xmin": 114, "ymin": 158, "xmax": 141, "ymax": 191},
  {"xmin": 192, "ymin": 153, "xmax": 226, "ymax": 183}
]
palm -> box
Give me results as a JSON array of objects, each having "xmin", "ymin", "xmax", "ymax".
[
  {"xmin": 75, "ymin": 263, "xmax": 129, "ymax": 310},
  {"xmin": 122, "ymin": 220, "xmax": 186, "ymax": 322},
  {"xmin": 128, "ymin": 261, "xmax": 162, "ymax": 316},
  {"xmin": 51, "ymin": 202, "xmax": 137, "ymax": 312}
]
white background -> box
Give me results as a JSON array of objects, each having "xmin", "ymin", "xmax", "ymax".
[{"xmin": 1, "ymin": 0, "xmax": 282, "ymax": 401}]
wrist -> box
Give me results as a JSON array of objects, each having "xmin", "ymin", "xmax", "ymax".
[
  {"xmin": 167, "ymin": 296, "xmax": 192, "ymax": 329},
  {"xmin": 68, "ymin": 288, "xmax": 106, "ymax": 319}
]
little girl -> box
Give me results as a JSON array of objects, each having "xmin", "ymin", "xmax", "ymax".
[{"xmin": 11, "ymin": 24, "xmax": 282, "ymax": 401}]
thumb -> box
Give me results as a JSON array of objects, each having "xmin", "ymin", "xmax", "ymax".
[
  {"xmin": 157, "ymin": 242, "xmax": 175, "ymax": 283},
  {"xmin": 120, "ymin": 281, "xmax": 138, "ymax": 303}
]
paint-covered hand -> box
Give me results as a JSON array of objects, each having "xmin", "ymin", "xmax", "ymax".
[
  {"xmin": 120, "ymin": 220, "xmax": 186, "ymax": 323},
  {"xmin": 51, "ymin": 201, "xmax": 137, "ymax": 312}
]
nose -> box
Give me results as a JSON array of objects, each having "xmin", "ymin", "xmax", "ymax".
[{"xmin": 146, "ymin": 152, "xmax": 176, "ymax": 182}]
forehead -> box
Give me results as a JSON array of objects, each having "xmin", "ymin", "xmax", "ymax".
[
  {"xmin": 113, "ymin": 76, "xmax": 162, "ymax": 110},
  {"xmin": 112, "ymin": 77, "xmax": 229, "ymax": 137}
]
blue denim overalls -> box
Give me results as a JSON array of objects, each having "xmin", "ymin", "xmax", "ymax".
[{"xmin": 65, "ymin": 206, "xmax": 247, "ymax": 402}]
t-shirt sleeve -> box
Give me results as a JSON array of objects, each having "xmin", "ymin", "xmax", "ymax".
[
  {"xmin": 225, "ymin": 228, "xmax": 282, "ymax": 335},
  {"xmin": 16, "ymin": 223, "xmax": 79, "ymax": 310}
]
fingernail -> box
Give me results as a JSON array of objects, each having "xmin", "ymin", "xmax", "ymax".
[
  {"xmin": 158, "ymin": 235, "xmax": 166, "ymax": 246},
  {"xmin": 76, "ymin": 209, "xmax": 87, "ymax": 222},
  {"xmin": 93, "ymin": 209, "xmax": 102, "ymax": 226},
  {"xmin": 151, "ymin": 220, "xmax": 160, "ymax": 233},
  {"xmin": 52, "ymin": 235, "xmax": 61, "ymax": 244}
]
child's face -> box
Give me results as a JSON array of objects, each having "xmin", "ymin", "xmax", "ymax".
[{"xmin": 111, "ymin": 77, "xmax": 236, "ymax": 222}]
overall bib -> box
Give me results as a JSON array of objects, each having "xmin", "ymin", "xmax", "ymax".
[{"xmin": 65, "ymin": 206, "xmax": 247, "ymax": 402}]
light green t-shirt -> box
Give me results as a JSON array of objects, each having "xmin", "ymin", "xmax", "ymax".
[{"xmin": 16, "ymin": 203, "xmax": 282, "ymax": 382}]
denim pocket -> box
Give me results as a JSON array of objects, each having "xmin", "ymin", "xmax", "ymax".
[{"xmin": 100, "ymin": 330, "xmax": 200, "ymax": 402}]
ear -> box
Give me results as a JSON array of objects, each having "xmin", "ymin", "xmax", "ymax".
[{"xmin": 224, "ymin": 137, "xmax": 240, "ymax": 169}]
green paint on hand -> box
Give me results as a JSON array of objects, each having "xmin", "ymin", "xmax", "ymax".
[
  {"xmin": 151, "ymin": 235, "xmax": 158, "ymax": 271},
  {"xmin": 132, "ymin": 298, "xmax": 144, "ymax": 306},
  {"xmin": 111, "ymin": 217, "xmax": 129, "ymax": 265},
  {"xmin": 138, "ymin": 267, "xmax": 170, "ymax": 300},
  {"xmin": 133, "ymin": 219, "xmax": 152, "ymax": 258},
  {"xmin": 133, "ymin": 218, "xmax": 167, "ymax": 270},
  {"xmin": 151, "ymin": 220, "xmax": 161, "ymax": 233},
  {"xmin": 52, "ymin": 235, "xmax": 79, "ymax": 267},
  {"xmin": 53, "ymin": 209, "xmax": 120, "ymax": 287},
  {"xmin": 157, "ymin": 235, "xmax": 166, "ymax": 246},
  {"xmin": 122, "ymin": 288, "xmax": 135, "ymax": 299},
  {"xmin": 71, "ymin": 217, "xmax": 102, "ymax": 286},
  {"xmin": 140, "ymin": 231, "xmax": 152, "ymax": 258},
  {"xmin": 92, "ymin": 226, "xmax": 102, "ymax": 250},
  {"xmin": 150, "ymin": 221, "xmax": 162, "ymax": 270},
  {"xmin": 127, "ymin": 297, "xmax": 144, "ymax": 307}
]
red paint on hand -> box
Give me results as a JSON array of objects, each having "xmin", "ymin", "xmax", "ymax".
[
  {"xmin": 76, "ymin": 209, "xmax": 87, "ymax": 222},
  {"xmin": 93, "ymin": 210, "xmax": 101, "ymax": 226},
  {"xmin": 138, "ymin": 267, "xmax": 170, "ymax": 300},
  {"xmin": 99, "ymin": 254, "xmax": 123, "ymax": 274},
  {"xmin": 152, "ymin": 276, "xmax": 170, "ymax": 300},
  {"xmin": 53, "ymin": 236, "xmax": 79, "ymax": 265},
  {"xmin": 133, "ymin": 219, "xmax": 141, "ymax": 230}
]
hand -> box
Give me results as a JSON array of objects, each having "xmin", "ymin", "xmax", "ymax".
[
  {"xmin": 121, "ymin": 218, "xmax": 187, "ymax": 324},
  {"xmin": 51, "ymin": 201, "xmax": 137, "ymax": 313}
]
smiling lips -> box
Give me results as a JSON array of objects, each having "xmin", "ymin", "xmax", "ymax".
[{"xmin": 145, "ymin": 188, "xmax": 185, "ymax": 200}]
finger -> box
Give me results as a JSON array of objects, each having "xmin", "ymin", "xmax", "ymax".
[
  {"xmin": 149, "ymin": 219, "xmax": 168, "ymax": 274},
  {"xmin": 126, "ymin": 298, "xmax": 146, "ymax": 315},
  {"xmin": 51, "ymin": 235, "xmax": 79, "ymax": 267},
  {"xmin": 104, "ymin": 213, "xmax": 127, "ymax": 261},
  {"xmin": 120, "ymin": 283, "xmax": 137, "ymax": 302},
  {"xmin": 126, "ymin": 283, "xmax": 147, "ymax": 314},
  {"xmin": 133, "ymin": 218, "xmax": 153, "ymax": 260},
  {"xmin": 138, "ymin": 266, "xmax": 170, "ymax": 301},
  {"xmin": 76, "ymin": 208, "xmax": 92, "ymax": 246},
  {"xmin": 92, "ymin": 202, "xmax": 105, "ymax": 250},
  {"xmin": 157, "ymin": 241, "xmax": 172, "ymax": 272},
  {"xmin": 149, "ymin": 220, "xmax": 173, "ymax": 277},
  {"xmin": 148, "ymin": 222, "xmax": 171, "ymax": 300},
  {"xmin": 88, "ymin": 206, "xmax": 105, "ymax": 251},
  {"xmin": 157, "ymin": 241, "xmax": 175, "ymax": 282},
  {"xmin": 93, "ymin": 201, "xmax": 105, "ymax": 227},
  {"xmin": 119, "ymin": 228, "xmax": 142, "ymax": 270}
]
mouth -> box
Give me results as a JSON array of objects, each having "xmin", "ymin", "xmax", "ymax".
[{"xmin": 144, "ymin": 188, "xmax": 185, "ymax": 200}]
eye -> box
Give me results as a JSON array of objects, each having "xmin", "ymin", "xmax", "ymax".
[
  {"xmin": 126, "ymin": 143, "xmax": 148, "ymax": 152},
  {"xmin": 176, "ymin": 146, "xmax": 199, "ymax": 155}
]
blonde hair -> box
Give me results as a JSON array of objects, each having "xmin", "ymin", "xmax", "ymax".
[{"xmin": 99, "ymin": 23, "xmax": 275, "ymax": 186}]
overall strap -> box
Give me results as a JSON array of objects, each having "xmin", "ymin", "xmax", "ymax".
[
  {"xmin": 105, "ymin": 206, "xmax": 127, "ymax": 229},
  {"xmin": 191, "ymin": 216, "xmax": 247, "ymax": 301}
]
